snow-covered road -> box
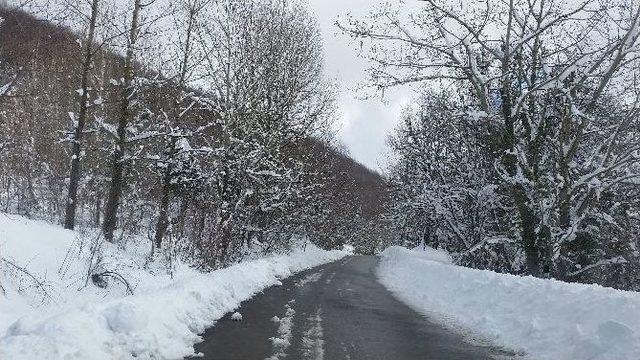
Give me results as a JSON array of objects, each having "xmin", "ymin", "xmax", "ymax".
[{"xmin": 188, "ymin": 256, "xmax": 513, "ymax": 360}]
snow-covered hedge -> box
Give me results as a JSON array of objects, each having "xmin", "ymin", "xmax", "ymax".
[
  {"xmin": 0, "ymin": 214, "xmax": 348, "ymax": 359},
  {"xmin": 378, "ymin": 246, "xmax": 640, "ymax": 360}
]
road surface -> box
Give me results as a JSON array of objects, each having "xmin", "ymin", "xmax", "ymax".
[{"xmin": 188, "ymin": 256, "xmax": 515, "ymax": 360}]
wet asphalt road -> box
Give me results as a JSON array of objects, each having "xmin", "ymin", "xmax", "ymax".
[{"xmin": 187, "ymin": 256, "xmax": 515, "ymax": 360}]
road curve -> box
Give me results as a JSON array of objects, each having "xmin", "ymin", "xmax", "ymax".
[{"xmin": 187, "ymin": 256, "xmax": 515, "ymax": 360}]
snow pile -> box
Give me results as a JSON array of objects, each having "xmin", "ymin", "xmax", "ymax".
[
  {"xmin": 230, "ymin": 312, "xmax": 243, "ymax": 321},
  {"xmin": 378, "ymin": 246, "xmax": 640, "ymax": 360},
  {"xmin": 388, "ymin": 244, "xmax": 453, "ymax": 264},
  {"xmin": 300, "ymin": 309, "xmax": 324, "ymax": 360},
  {"xmin": 342, "ymin": 244, "xmax": 355, "ymax": 254},
  {"xmin": 267, "ymin": 300, "xmax": 296, "ymax": 360},
  {"xmin": 0, "ymin": 214, "xmax": 347, "ymax": 359}
]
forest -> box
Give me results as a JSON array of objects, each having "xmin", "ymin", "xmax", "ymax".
[
  {"xmin": 342, "ymin": 0, "xmax": 640, "ymax": 290},
  {"xmin": 2, "ymin": 1, "xmax": 640, "ymax": 359},
  {"xmin": 0, "ymin": 0, "xmax": 389, "ymax": 270},
  {"xmin": 1, "ymin": 0, "xmax": 639, "ymax": 293}
]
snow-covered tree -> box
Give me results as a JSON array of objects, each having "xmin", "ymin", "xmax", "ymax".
[
  {"xmin": 346, "ymin": 0, "xmax": 640, "ymax": 286},
  {"xmin": 148, "ymin": 0, "xmax": 210, "ymax": 250},
  {"xmin": 102, "ymin": 0, "xmax": 155, "ymax": 242},
  {"xmin": 0, "ymin": 0, "xmax": 389, "ymax": 272},
  {"xmin": 189, "ymin": 0, "xmax": 334, "ymax": 265},
  {"xmin": 63, "ymin": 0, "xmax": 100, "ymax": 230}
]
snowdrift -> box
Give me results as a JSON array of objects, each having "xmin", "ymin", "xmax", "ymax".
[
  {"xmin": 0, "ymin": 214, "xmax": 347, "ymax": 359},
  {"xmin": 378, "ymin": 246, "xmax": 640, "ymax": 360}
]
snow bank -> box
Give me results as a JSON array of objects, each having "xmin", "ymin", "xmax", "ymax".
[
  {"xmin": 378, "ymin": 246, "xmax": 640, "ymax": 360},
  {"xmin": 0, "ymin": 214, "xmax": 347, "ymax": 359},
  {"xmin": 386, "ymin": 244, "xmax": 453, "ymax": 264}
]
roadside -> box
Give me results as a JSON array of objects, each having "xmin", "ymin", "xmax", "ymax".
[
  {"xmin": 378, "ymin": 246, "xmax": 640, "ymax": 360},
  {"xmin": 0, "ymin": 214, "xmax": 348, "ymax": 359}
]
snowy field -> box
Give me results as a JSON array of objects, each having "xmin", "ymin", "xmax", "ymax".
[
  {"xmin": 0, "ymin": 214, "xmax": 348, "ymax": 359},
  {"xmin": 377, "ymin": 246, "xmax": 640, "ymax": 360}
]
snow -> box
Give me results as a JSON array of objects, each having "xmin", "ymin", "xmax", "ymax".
[
  {"xmin": 0, "ymin": 214, "xmax": 347, "ymax": 359},
  {"xmin": 377, "ymin": 246, "xmax": 640, "ymax": 360},
  {"xmin": 267, "ymin": 300, "xmax": 296, "ymax": 360},
  {"xmin": 301, "ymin": 309, "xmax": 324, "ymax": 360},
  {"xmin": 341, "ymin": 244, "xmax": 355, "ymax": 254},
  {"xmin": 0, "ymin": 82, "xmax": 11, "ymax": 95},
  {"xmin": 295, "ymin": 271, "xmax": 323, "ymax": 288},
  {"xmin": 230, "ymin": 312, "xmax": 243, "ymax": 321},
  {"xmin": 402, "ymin": 244, "xmax": 453, "ymax": 264}
]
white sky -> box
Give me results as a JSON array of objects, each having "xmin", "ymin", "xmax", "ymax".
[{"xmin": 308, "ymin": 0, "xmax": 414, "ymax": 172}]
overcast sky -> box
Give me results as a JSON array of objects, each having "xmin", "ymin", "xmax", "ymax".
[{"xmin": 308, "ymin": 0, "xmax": 414, "ymax": 172}]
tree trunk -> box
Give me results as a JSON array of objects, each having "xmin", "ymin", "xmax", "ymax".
[
  {"xmin": 102, "ymin": 138, "xmax": 125, "ymax": 241},
  {"xmin": 498, "ymin": 27, "xmax": 543, "ymax": 276},
  {"xmin": 102, "ymin": 0, "xmax": 141, "ymax": 242},
  {"xmin": 215, "ymin": 210, "xmax": 234, "ymax": 266},
  {"xmin": 175, "ymin": 199, "xmax": 188, "ymax": 239},
  {"xmin": 64, "ymin": 0, "xmax": 99, "ymax": 230},
  {"xmin": 95, "ymin": 191, "xmax": 101, "ymax": 226},
  {"xmin": 153, "ymin": 168, "xmax": 171, "ymax": 249},
  {"xmin": 515, "ymin": 190, "xmax": 541, "ymax": 276}
]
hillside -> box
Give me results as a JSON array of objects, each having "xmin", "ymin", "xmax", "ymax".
[{"xmin": 0, "ymin": 5, "xmax": 390, "ymax": 261}]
